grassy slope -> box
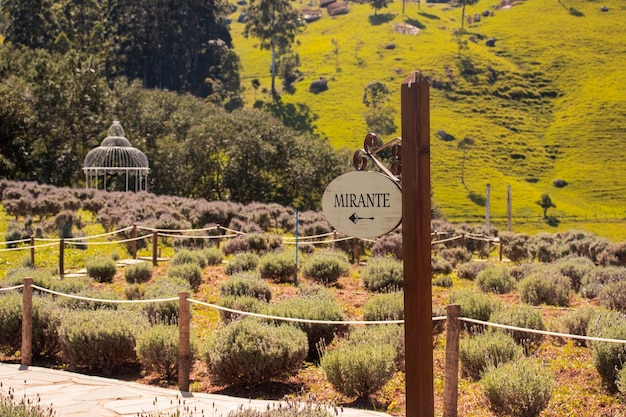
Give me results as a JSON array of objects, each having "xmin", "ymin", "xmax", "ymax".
[{"xmin": 228, "ymin": 0, "xmax": 626, "ymax": 240}]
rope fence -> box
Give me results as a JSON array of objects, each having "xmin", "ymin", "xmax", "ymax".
[{"xmin": 6, "ymin": 279, "xmax": 626, "ymax": 413}]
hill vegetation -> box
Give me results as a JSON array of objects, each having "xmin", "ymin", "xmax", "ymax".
[{"xmin": 229, "ymin": 0, "xmax": 626, "ymax": 235}]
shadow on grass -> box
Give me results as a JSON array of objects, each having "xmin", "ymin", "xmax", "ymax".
[
  {"xmin": 546, "ymin": 216, "xmax": 561, "ymax": 227},
  {"xmin": 418, "ymin": 11, "xmax": 440, "ymax": 20},
  {"xmin": 468, "ymin": 191, "xmax": 486, "ymax": 207},
  {"xmin": 405, "ymin": 17, "xmax": 425, "ymax": 29},
  {"xmin": 369, "ymin": 13, "xmax": 395, "ymax": 25}
]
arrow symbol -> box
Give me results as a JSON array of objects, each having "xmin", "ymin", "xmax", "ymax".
[{"xmin": 348, "ymin": 213, "xmax": 375, "ymax": 224}]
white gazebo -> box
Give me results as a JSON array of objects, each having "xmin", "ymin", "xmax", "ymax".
[{"xmin": 83, "ymin": 121, "xmax": 150, "ymax": 191}]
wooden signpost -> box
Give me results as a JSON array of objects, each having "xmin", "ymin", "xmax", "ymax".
[{"xmin": 323, "ymin": 71, "xmax": 434, "ymax": 416}]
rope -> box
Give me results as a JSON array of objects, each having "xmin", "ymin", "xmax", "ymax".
[
  {"xmin": 136, "ymin": 225, "xmax": 219, "ymax": 233},
  {"xmin": 188, "ymin": 298, "xmax": 404, "ymax": 325},
  {"xmin": 283, "ymin": 232, "xmax": 335, "ymax": 241},
  {"xmin": 1, "ymin": 238, "xmax": 31, "ymax": 246},
  {"xmin": 158, "ymin": 232, "xmax": 229, "ymax": 239},
  {"xmin": 431, "ymin": 236, "xmax": 463, "ymax": 245},
  {"xmin": 459, "ymin": 317, "xmax": 626, "ymax": 345},
  {"xmin": 0, "ymin": 241, "xmax": 60, "ymax": 253},
  {"xmin": 31, "ymin": 285, "xmax": 179, "ymax": 304},
  {"xmin": 0, "ymin": 285, "xmax": 24, "ymax": 292}
]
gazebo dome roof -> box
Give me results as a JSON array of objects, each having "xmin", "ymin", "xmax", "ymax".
[{"xmin": 84, "ymin": 121, "xmax": 149, "ymax": 169}]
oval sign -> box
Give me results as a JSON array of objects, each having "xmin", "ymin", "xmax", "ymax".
[{"xmin": 322, "ymin": 171, "xmax": 402, "ymax": 239}]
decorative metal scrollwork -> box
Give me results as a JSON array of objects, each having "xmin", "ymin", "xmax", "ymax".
[{"xmin": 353, "ymin": 133, "xmax": 402, "ymax": 182}]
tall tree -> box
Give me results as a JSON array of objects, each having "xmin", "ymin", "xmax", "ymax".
[
  {"xmin": 104, "ymin": 0, "xmax": 238, "ymax": 98},
  {"xmin": 370, "ymin": 0, "xmax": 389, "ymax": 15},
  {"xmin": 536, "ymin": 194, "xmax": 556, "ymax": 218},
  {"xmin": 244, "ymin": 0, "xmax": 300, "ymax": 97},
  {"xmin": 456, "ymin": 0, "xmax": 480, "ymax": 29},
  {"xmin": 1, "ymin": 0, "xmax": 58, "ymax": 49}
]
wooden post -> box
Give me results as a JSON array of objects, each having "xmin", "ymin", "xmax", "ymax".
[
  {"xmin": 21, "ymin": 277, "xmax": 33, "ymax": 366},
  {"xmin": 152, "ymin": 231, "xmax": 158, "ymax": 266},
  {"xmin": 178, "ymin": 291, "xmax": 191, "ymax": 392},
  {"xmin": 353, "ymin": 239, "xmax": 360, "ymax": 265},
  {"xmin": 30, "ymin": 237, "xmax": 35, "ymax": 267},
  {"xmin": 59, "ymin": 239, "xmax": 65, "ymax": 278},
  {"xmin": 131, "ymin": 225, "xmax": 137, "ymax": 259},
  {"xmin": 443, "ymin": 304, "xmax": 461, "ymax": 417},
  {"xmin": 401, "ymin": 71, "xmax": 434, "ymax": 417},
  {"xmin": 216, "ymin": 225, "xmax": 222, "ymax": 249}
]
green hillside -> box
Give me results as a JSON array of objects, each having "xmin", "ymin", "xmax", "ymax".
[{"xmin": 228, "ymin": 0, "xmax": 626, "ymax": 238}]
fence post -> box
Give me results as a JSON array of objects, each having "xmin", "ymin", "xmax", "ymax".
[
  {"xmin": 131, "ymin": 225, "xmax": 137, "ymax": 259},
  {"xmin": 216, "ymin": 225, "xmax": 222, "ymax": 249},
  {"xmin": 152, "ymin": 231, "xmax": 158, "ymax": 266},
  {"xmin": 30, "ymin": 236, "xmax": 35, "ymax": 267},
  {"xmin": 353, "ymin": 239, "xmax": 360, "ymax": 265},
  {"xmin": 59, "ymin": 239, "xmax": 65, "ymax": 278},
  {"xmin": 499, "ymin": 238, "xmax": 503, "ymax": 261},
  {"xmin": 178, "ymin": 291, "xmax": 191, "ymax": 392},
  {"xmin": 443, "ymin": 304, "xmax": 461, "ymax": 417},
  {"xmin": 22, "ymin": 277, "xmax": 33, "ymax": 367}
]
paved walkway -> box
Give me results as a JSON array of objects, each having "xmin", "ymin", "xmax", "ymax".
[{"xmin": 0, "ymin": 363, "xmax": 391, "ymax": 417}]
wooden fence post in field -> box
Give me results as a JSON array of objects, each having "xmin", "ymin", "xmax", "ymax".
[
  {"xmin": 216, "ymin": 225, "xmax": 222, "ymax": 249},
  {"xmin": 178, "ymin": 291, "xmax": 191, "ymax": 392},
  {"xmin": 59, "ymin": 239, "xmax": 65, "ymax": 278},
  {"xmin": 443, "ymin": 304, "xmax": 461, "ymax": 417},
  {"xmin": 30, "ymin": 236, "xmax": 35, "ymax": 267},
  {"xmin": 152, "ymin": 231, "xmax": 158, "ymax": 266},
  {"xmin": 22, "ymin": 277, "xmax": 33, "ymax": 367},
  {"xmin": 353, "ymin": 239, "xmax": 360, "ymax": 265},
  {"xmin": 131, "ymin": 225, "xmax": 137, "ymax": 259}
]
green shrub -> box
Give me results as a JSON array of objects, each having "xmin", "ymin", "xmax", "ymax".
[
  {"xmin": 558, "ymin": 306, "xmax": 596, "ymax": 346},
  {"xmin": 171, "ymin": 249, "xmax": 206, "ymax": 268},
  {"xmin": 59, "ymin": 309, "xmax": 149, "ymax": 374},
  {"xmin": 222, "ymin": 233, "xmax": 283, "ymax": 255},
  {"xmin": 203, "ymin": 319, "xmax": 307, "ymax": 385},
  {"xmin": 618, "ymin": 366, "xmax": 626, "ymax": 399},
  {"xmin": 459, "ymin": 331, "xmax": 521, "ymax": 380},
  {"xmin": 264, "ymin": 294, "xmax": 345, "ymax": 360},
  {"xmin": 481, "ymin": 359, "xmax": 554, "ymax": 417},
  {"xmin": 440, "ymin": 247, "xmax": 472, "ymax": 267},
  {"xmin": 124, "ymin": 262, "xmax": 153, "ymax": 284},
  {"xmin": 258, "ymin": 251, "xmax": 295, "ymax": 283},
  {"xmin": 302, "ymin": 250, "xmax": 350, "ymax": 285},
  {"xmin": 456, "ymin": 261, "xmax": 489, "ymax": 280},
  {"xmin": 225, "ymin": 252, "xmax": 260, "ymax": 275},
  {"xmin": 0, "ymin": 293, "xmax": 61, "ymax": 358},
  {"xmin": 321, "ymin": 342, "xmax": 395, "ymax": 398},
  {"xmin": 581, "ymin": 266, "xmax": 626, "ymax": 299},
  {"xmin": 361, "ymin": 256, "xmax": 403, "ymax": 292},
  {"xmin": 362, "ymin": 291, "xmax": 404, "ymax": 321},
  {"xmin": 0, "ymin": 393, "xmax": 56, "ymax": 417},
  {"xmin": 136, "ymin": 324, "xmax": 186, "ymax": 380},
  {"xmin": 598, "ymin": 280, "xmax": 626, "ymax": 312},
  {"xmin": 4, "ymin": 221, "xmax": 23, "ymax": 248},
  {"xmin": 168, "ymin": 263, "xmax": 203, "ymax": 290},
  {"xmin": 432, "ymin": 275, "xmax": 453, "ymax": 288},
  {"xmin": 449, "ymin": 289, "xmax": 502, "ymax": 330},
  {"xmin": 431, "ymin": 257, "xmax": 453, "ymax": 275},
  {"xmin": 143, "ymin": 277, "xmax": 191, "ymax": 324},
  {"xmin": 217, "ymin": 295, "xmax": 266, "ymax": 323},
  {"xmin": 489, "ymin": 305, "xmax": 545, "ymax": 349},
  {"xmin": 203, "ymin": 246, "xmax": 224, "ymax": 266},
  {"xmin": 220, "ymin": 274, "xmax": 272, "ymax": 302},
  {"xmin": 476, "ymin": 265, "xmax": 515, "ymax": 294},
  {"xmin": 225, "ymin": 403, "xmax": 335, "ymax": 417},
  {"xmin": 498, "ymin": 231, "xmax": 532, "ymax": 263},
  {"xmin": 85, "ymin": 257, "xmax": 117, "ymax": 283},
  {"xmin": 347, "ymin": 325, "xmax": 404, "ymax": 371},
  {"xmin": 550, "ymin": 256, "xmax": 595, "ymax": 292},
  {"xmin": 518, "ymin": 270, "xmax": 572, "ymax": 307},
  {"xmin": 124, "ymin": 283, "xmax": 146, "ymax": 300},
  {"xmin": 588, "ymin": 311, "xmax": 626, "ymax": 391}
]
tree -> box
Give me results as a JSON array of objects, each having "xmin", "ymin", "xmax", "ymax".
[
  {"xmin": 536, "ymin": 194, "xmax": 556, "ymax": 218},
  {"xmin": 244, "ymin": 0, "xmax": 300, "ymax": 97},
  {"xmin": 458, "ymin": 136, "xmax": 475, "ymax": 185},
  {"xmin": 370, "ymin": 0, "xmax": 389, "ymax": 15},
  {"xmin": 456, "ymin": 0, "xmax": 480, "ymax": 29},
  {"xmin": 1, "ymin": 0, "xmax": 58, "ymax": 49},
  {"xmin": 363, "ymin": 81, "xmax": 396, "ymax": 136}
]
